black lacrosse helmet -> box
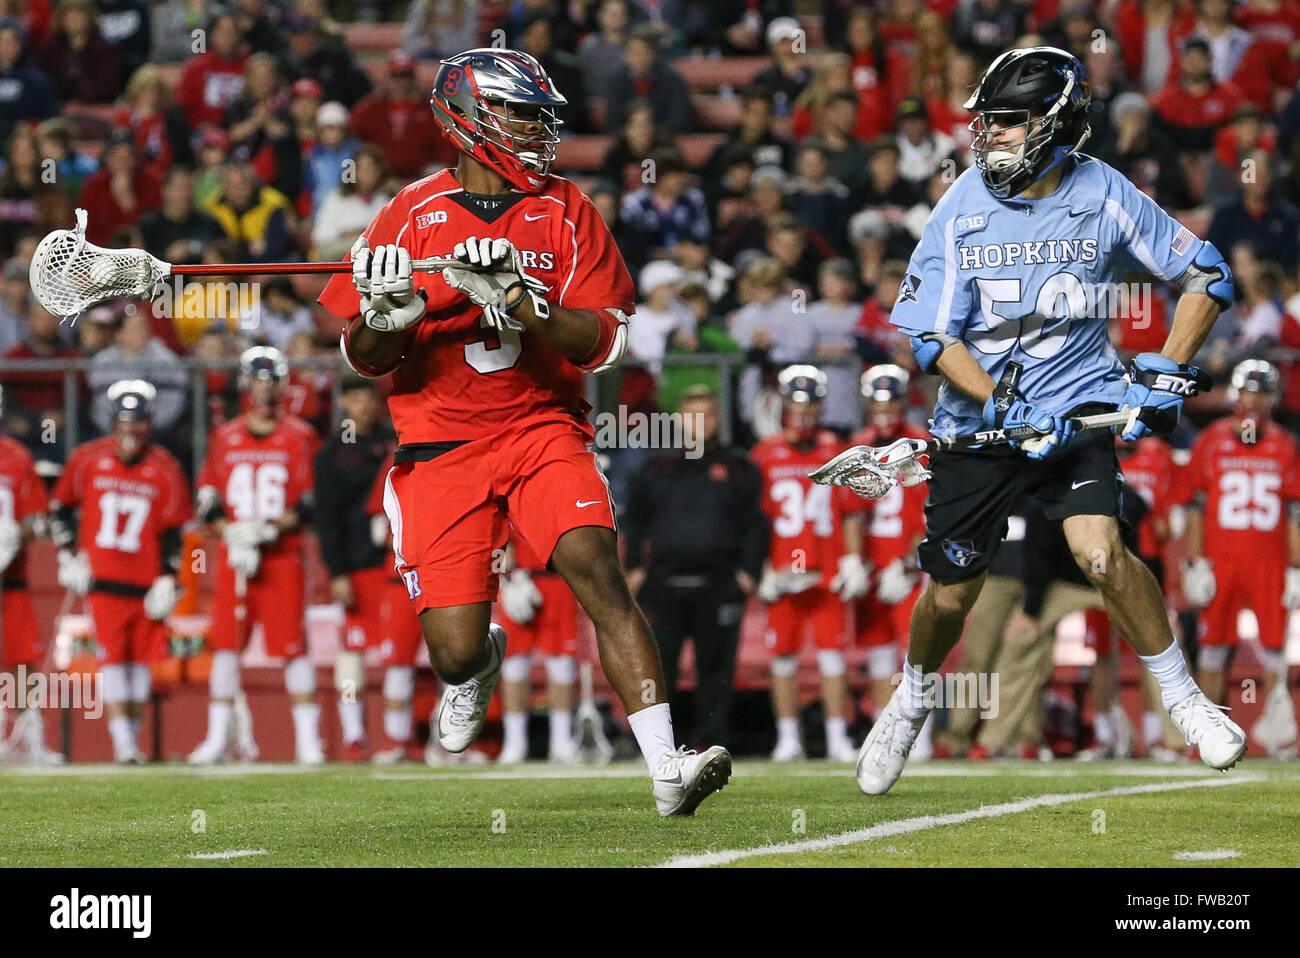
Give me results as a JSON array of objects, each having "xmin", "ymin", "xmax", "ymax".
[{"xmin": 964, "ymin": 46, "xmax": 1092, "ymax": 199}]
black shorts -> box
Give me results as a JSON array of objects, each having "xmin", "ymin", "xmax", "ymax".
[{"xmin": 918, "ymin": 423, "xmax": 1124, "ymax": 584}]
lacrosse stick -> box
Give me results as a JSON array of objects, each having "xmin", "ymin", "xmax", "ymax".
[
  {"xmin": 30, "ymin": 208, "xmax": 468, "ymax": 321},
  {"xmin": 572, "ymin": 661, "xmax": 613, "ymax": 765}
]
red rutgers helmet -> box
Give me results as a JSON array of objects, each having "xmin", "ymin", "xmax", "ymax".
[{"xmin": 430, "ymin": 48, "xmax": 568, "ymax": 193}]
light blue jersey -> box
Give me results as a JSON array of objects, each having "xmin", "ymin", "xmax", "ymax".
[{"xmin": 890, "ymin": 154, "xmax": 1205, "ymax": 437}]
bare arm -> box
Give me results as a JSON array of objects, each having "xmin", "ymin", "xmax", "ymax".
[
  {"xmin": 509, "ymin": 297, "xmax": 602, "ymax": 362},
  {"xmin": 1160, "ymin": 292, "xmax": 1221, "ymax": 364},
  {"xmin": 935, "ymin": 342, "xmax": 997, "ymax": 404},
  {"xmin": 1185, "ymin": 505, "xmax": 1204, "ymax": 558},
  {"xmin": 343, "ymin": 317, "xmax": 415, "ymax": 377},
  {"xmin": 1289, "ymin": 508, "xmax": 1300, "ymax": 566}
]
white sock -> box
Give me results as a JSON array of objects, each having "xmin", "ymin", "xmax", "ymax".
[
  {"xmin": 291, "ymin": 703, "xmax": 320, "ymax": 751},
  {"xmin": 384, "ymin": 707, "xmax": 411, "ymax": 743},
  {"xmin": 549, "ymin": 709, "xmax": 572, "ymax": 751},
  {"xmin": 206, "ymin": 702, "xmax": 233, "ymax": 746},
  {"xmin": 1143, "ymin": 711, "xmax": 1164, "ymax": 746},
  {"xmin": 627, "ymin": 702, "xmax": 675, "ymax": 774},
  {"xmin": 503, "ymin": 711, "xmax": 528, "ymax": 752},
  {"xmin": 899, "ymin": 660, "xmax": 928, "ymax": 719},
  {"xmin": 825, "ymin": 715, "xmax": 847, "ymax": 744},
  {"xmin": 128, "ymin": 715, "xmax": 141, "ymax": 742},
  {"xmin": 338, "ymin": 700, "xmax": 365, "ymax": 745},
  {"xmin": 1139, "ymin": 642, "xmax": 1200, "ymax": 709},
  {"xmin": 777, "ymin": 715, "xmax": 800, "ymax": 746},
  {"xmin": 109, "ymin": 716, "xmax": 135, "ymax": 757},
  {"xmin": 1094, "ymin": 710, "xmax": 1114, "ymax": 746}
]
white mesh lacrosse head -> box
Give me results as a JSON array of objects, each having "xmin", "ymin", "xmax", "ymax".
[
  {"xmin": 29, "ymin": 209, "xmax": 169, "ymax": 320},
  {"xmin": 810, "ymin": 437, "xmax": 933, "ymax": 500}
]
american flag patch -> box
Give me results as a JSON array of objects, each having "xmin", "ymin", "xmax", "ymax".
[{"xmin": 1172, "ymin": 226, "xmax": 1194, "ymax": 256}]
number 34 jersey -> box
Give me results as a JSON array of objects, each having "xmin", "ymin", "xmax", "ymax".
[
  {"xmin": 53, "ymin": 438, "xmax": 191, "ymax": 588},
  {"xmin": 1178, "ymin": 417, "xmax": 1300, "ymax": 564},
  {"xmin": 198, "ymin": 416, "xmax": 320, "ymax": 559}
]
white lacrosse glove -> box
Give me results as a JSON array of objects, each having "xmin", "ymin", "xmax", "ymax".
[
  {"xmin": 876, "ymin": 558, "xmax": 918, "ymax": 604},
  {"xmin": 442, "ymin": 235, "xmax": 548, "ymax": 332},
  {"xmin": 369, "ymin": 514, "xmax": 390, "ymax": 549},
  {"xmin": 1284, "ymin": 567, "xmax": 1300, "ymax": 610},
  {"xmin": 57, "ymin": 548, "xmax": 91, "ymax": 595},
  {"xmin": 144, "ymin": 574, "xmax": 178, "ymax": 621},
  {"xmin": 757, "ymin": 563, "xmax": 783, "ymax": 603},
  {"xmin": 0, "ymin": 519, "xmax": 21, "ymax": 574},
  {"xmin": 352, "ymin": 238, "xmax": 427, "ymax": 332},
  {"xmin": 499, "ymin": 568, "xmax": 543, "ymax": 625},
  {"xmin": 227, "ymin": 543, "xmax": 262, "ymax": 578},
  {"xmin": 830, "ymin": 553, "xmax": 870, "ymax": 600},
  {"xmin": 222, "ymin": 519, "xmax": 278, "ymax": 551},
  {"xmin": 1181, "ymin": 557, "xmax": 1216, "ymax": 608}
]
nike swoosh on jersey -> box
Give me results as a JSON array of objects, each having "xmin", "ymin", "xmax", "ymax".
[
  {"xmin": 523, "ymin": 213, "xmax": 549, "ymax": 222},
  {"xmin": 576, "ymin": 499, "xmax": 602, "ymax": 508},
  {"xmin": 1071, "ymin": 479, "xmax": 1098, "ymax": 489}
]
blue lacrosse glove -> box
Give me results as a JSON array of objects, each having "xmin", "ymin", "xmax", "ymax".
[
  {"xmin": 982, "ymin": 392, "xmax": 1074, "ymax": 460},
  {"xmin": 1119, "ymin": 353, "xmax": 1203, "ymax": 440}
]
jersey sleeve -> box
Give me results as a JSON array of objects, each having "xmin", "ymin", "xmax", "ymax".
[
  {"xmin": 888, "ymin": 205, "xmax": 976, "ymax": 338},
  {"xmin": 317, "ymin": 192, "xmax": 414, "ymax": 321},
  {"xmin": 555, "ymin": 192, "xmax": 636, "ymax": 314},
  {"xmin": 51, "ymin": 447, "xmax": 83, "ymax": 507},
  {"xmin": 1102, "ymin": 169, "xmax": 1203, "ymax": 283},
  {"xmin": 17, "ymin": 454, "xmax": 48, "ymax": 519},
  {"xmin": 160, "ymin": 457, "xmax": 192, "ymax": 529}
]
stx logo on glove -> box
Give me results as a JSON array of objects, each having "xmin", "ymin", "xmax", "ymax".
[{"xmin": 1152, "ymin": 373, "xmax": 1200, "ymax": 395}]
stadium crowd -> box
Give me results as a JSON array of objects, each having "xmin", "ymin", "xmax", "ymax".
[{"xmin": 0, "ymin": 0, "xmax": 1297, "ymax": 764}]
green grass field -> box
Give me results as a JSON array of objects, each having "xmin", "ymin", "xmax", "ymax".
[{"xmin": 2, "ymin": 760, "xmax": 1298, "ymax": 867}]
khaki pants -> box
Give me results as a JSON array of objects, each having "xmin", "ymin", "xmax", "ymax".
[{"xmin": 942, "ymin": 575, "xmax": 1023, "ymax": 751}]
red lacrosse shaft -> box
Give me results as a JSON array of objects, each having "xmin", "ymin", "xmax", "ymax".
[{"xmin": 170, "ymin": 262, "xmax": 352, "ymax": 275}]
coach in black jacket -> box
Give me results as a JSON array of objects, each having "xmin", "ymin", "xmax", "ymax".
[{"xmin": 622, "ymin": 386, "xmax": 768, "ymax": 747}]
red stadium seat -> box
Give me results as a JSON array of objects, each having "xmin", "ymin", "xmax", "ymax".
[
  {"xmin": 674, "ymin": 56, "xmax": 771, "ymax": 91},
  {"xmin": 342, "ymin": 22, "xmax": 404, "ymax": 54}
]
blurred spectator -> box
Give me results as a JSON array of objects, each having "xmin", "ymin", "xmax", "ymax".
[
  {"xmin": 672, "ymin": 235, "xmax": 734, "ymax": 305},
  {"xmin": 0, "ymin": 300, "xmax": 80, "ymax": 455},
  {"xmin": 578, "ymin": 0, "xmax": 633, "ymax": 113},
  {"xmin": 1232, "ymin": 0, "xmax": 1300, "ymax": 113},
  {"xmin": 37, "ymin": 0, "xmax": 121, "ymax": 103},
  {"xmin": 34, "ymin": 116, "xmax": 96, "ymax": 198},
  {"xmin": 0, "ymin": 257, "xmax": 30, "ymax": 355},
  {"xmin": 854, "ymin": 259, "xmax": 911, "ymax": 368},
  {"xmin": 519, "ymin": 13, "xmax": 587, "ymax": 133},
  {"xmin": 1041, "ymin": 0, "xmax": 1101, "ymax": 63},
  {"xmin": 1207, "ymin": 149, "xmax": 1300, "ymax": 273},
  {"xmin": 0, "ymin": 16, "xmax": 58, "ymax": 139},
  {"xmin": 289, "ymin": 76, "xmax": 322, "ymax": 148},
  {"xmin": 150, "ymin": 0, "xmax": 211, "ymax": 62},
  {"xmin": 1150, "ymin": 36, "xmax": 1243, "ymax": 153},
  {"xmin": 281, "ymin": 327, "xmax": 330, "ymax": 431},
  {"xmin": 618, "ymin": 146, "xmax": 710, "ymax": 271},
  {"xmin": 704, "ymin": 89, "xmax": 788, "ymax": 184},
  {"xmin": 804, "ymin": 89, "xmax": 872, "ymax": 197},
  {"xmin": 225, "ymin": 52, "xmax": 304, "ymax": 203},
  {"xmin": 350, "ymin": 50, "xmax": 457, "ymax": 179},
  {"xmin": 278, "ymin": 12, "xmax": 371, "ymax": 109},
  {"xmin": 402, "ymin": 0, "xmax": 480, "ymax": 61},
  {"xmin": 1187, "ymin": 0, "xmax": 1253, "ymax": 86},
  {"xmin": 88, "ymin": 309, "xmax": 184, "ymax": 437},
  {"xmin": 138, "ymin": 165, "xmax": 222, "ymax": 261},
  {"xmin": 841, "ymin": 6, "xmax": 909, "ymax": 134},
  {"xmin": 232, "ymin": 0, "xmax": 285, "ymax": 53},
  {"xmin": 238, "ymin": 276, "xmax": 316, "ymax": 351},
  {"xmin": 120, "ymin": 63, "xmax": 195, "ymax": 182},
  {"xmin": 663, "ymin": 0, "xmax": 788, "ymax": 54},
  {"xmin": 600, "ymin": 100, "xmax": 672, "ymax": 197},
  {"xmin": 907, "ymin": 9, "xmax": 956, "ymax": 103},
  {"xmin": 926, "ymin": 51, "xmax": 977, "ymax": 163},
  {"xmin": 1205, "ymin": 101, "xmax": 1276, "ymax": 205},
  {"xmin": 94, "ymin": 0, "xmax": 150, "ymax": 75},
  {"xmin": 894, "ymin": 96, "xmax": 960, "ymax": 188},
  {"xmin": 786, "ymin": 142, "xmax": 851, "ymax": 254},
  {"xmin": 1101, "ymin": 91, "xmax": 1196, "ymax": 209},
  {"xmin": 311, "ymin": 143, "xmax": 392, "ymax": 261},
  {"xmin": 729, "ymin": 256, "xmax": 815, "ymax": 427},
  {"xmin": 805, "ymin": 258, "xmax": 862, "ymax": 432},
  {"xmin": 629, "ymin": 259, "xmax": 696, "ymax": 379},
  {"xmin": 853, "ymin": 137, "xmax": 922, "ymax": 226},
  {"xmin": 752, "ymin": 17, "xmax": 810, "ymax": 117},
  {"xmin": 952, "ymin": 0, "xmax": 1027, "ymax": 68},
  {"xmin": 175, "ymin": 10, "xmax": 248, "ymax": 129},
  {"xmin": 305, "ymin": 100, "xmax": 358, "ymax": 213},
  {"xmin": 201, "ymin": 162, "xmax": 293, "ymax": 263},
  {"xmin": 1115, "ymin": 0, "xmax": 1196, "ymax": 95},
  {"xmin": 1081, "ymin": 41, "xmax": 1129, "ymax": 161},
  {"xmin": 604, "ymin": 23, "xmax": 690, "ymax": 134},
  {"xmin": 1231, "ymin": 258, "xmax": 1287, "ymax": 364},
  {"xmin": 193, "ymin": 126, "xmax": 231, "ymax": 209},
  {"xmin": 795, "ymin": 52, "xmax": 889, "ymax": 144},
  {"xmin": 77, "ymin": 129, "xmax": 162, "ymax": 246}
]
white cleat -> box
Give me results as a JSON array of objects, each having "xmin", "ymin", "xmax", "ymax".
[
  {"xmin": 186, "ymin": 738, "xmax": 229, "ymax": 766},
  {"xmin": 371, "ymin": 745, "xmax": 405, "ymax": 765},
  {"xmin": 856, "ymin": 690, "xmax": 928, "ymax": 795},
  {"xmin": 1251, "ymin": 684, "xmax": 1298, "ymax": 757},
  {"xmin": 826, "ymin": 737, "xmax": 858, "ymax": 763},
  {"xmin": 770, "ymin": 738, "xmax": 805, "ymax": 763},
  {"xmin": 435, "ymin": 624, "xmax": 507, "ymax": 753},
  {"xmin": 296, "ymin": 741, "xmax": 326, "ymax": 766},
  {"xmin": 653, "ymin": 745, "xmax": 732, "ymax": 816},
  {"xmin": 547, "ymin": 740, "xmax": 579, "ymax": 764},
  {"xmin": 497, "ymin": 741, "xmax": 528, "ymax": 765},
  {"xmin": 1169, "ymin": 691, "xmax": 1247, "ymax": 770}
]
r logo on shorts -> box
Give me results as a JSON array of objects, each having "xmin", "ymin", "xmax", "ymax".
[{"xmin": 403, "ymin": 569, "xmax": 422, "ymax": 600}]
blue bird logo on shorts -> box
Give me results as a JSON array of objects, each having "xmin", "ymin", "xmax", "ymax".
[{"xmin": 942, "ymin": 539, "xmax": 982, "ymax": 568}]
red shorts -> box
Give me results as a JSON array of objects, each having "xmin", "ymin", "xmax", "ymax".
[
  {"xmin": 764, "ymin": 587, "xmax": 846, "ymax": 656},
  {"xmin": 0, "ymin": 588, "xmax": 44, "ymax": 667},
  {"xmin": 1199, "ymin": 561, "xmax": 1287, "ymax": 651},
  {"xmin": 88, "ymin": 591, "xmax": 167, "ymax": 665},
  {"xmin": 854, "ymin": 583, "xmax": 920, "ymax": 648},
  {"xmin": 1083, "ymin": 607, "xmax": 1113, "ymax": 656},
  {"xmin": 343, "ymin": 565, "xmax": 425, "ymax": 666},
  {"xmin": 383, "ymin": 421, "xmax": 615, "ymax": 612},
  {"xmin": 210, "ymin": 551, "xmax": 306, "ymax": 658},
  {"xmin": 496, "ymin": 573, "xmax": 579, "ymax": 658}
]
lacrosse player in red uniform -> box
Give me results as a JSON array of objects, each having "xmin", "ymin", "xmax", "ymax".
[
  {"xmin": 1180, "ymin": 359, "xmax": 1300, "ymax": 756},
  {"xmin": 751, "ymin": 367, "xmax": 869, "ymax": 763},
  {"xmin": 0, "ymin": 387, "xmax": 59, "ymax": 765},
  {"xmin": 188, "ymin": 347, "xmax": 323, "ymax": 765},
  {"xmin": 51, "ymin": 381, "xmax": 190, "ymax": 763},
  {"xmin": 319, "ymin": 49, "xmax": 730, "ymax": 814}
]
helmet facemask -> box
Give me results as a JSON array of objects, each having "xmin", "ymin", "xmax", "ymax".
[{"xmin": 475, "ymin": 98, "xmax": 563, "ymax": 180}]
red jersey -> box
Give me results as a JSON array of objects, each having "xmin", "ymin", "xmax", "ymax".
[
  {"xmin": 319, "ymin": 169, "xmax": 635, "ymax": 446},
  {"xmin": 1180, "ymin": 417, "xmax": 1300, "ymax": 563},
  {"xmin": 197, "ymin": 415, "xmax": 319, "ymax": 558},
  {"xmin": 848, "ymin": 423, "xmax": 928, "ymax": 565},
  {"xmin": 175, "ymin": 51, "xmax": 250, "ymax": 129},
  {"xmin": 1117, "ymin": 438, "xmax": 1175, "ymax": 560},
  {"xmin": 53, "ymin": 438, "xmax": 190, "ymax": 589},
  {"xmin": 0, "ymin": 437, "xmax": 48, "ymax": 587},
  {"xmin": 752, "ymin": 431, "xmax": 861, "ymax": 579}
]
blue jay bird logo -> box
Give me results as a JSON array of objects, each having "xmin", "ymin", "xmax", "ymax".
[{"xmin": 943, "ymin": 539, "xmax": 982, "ymax": 568}]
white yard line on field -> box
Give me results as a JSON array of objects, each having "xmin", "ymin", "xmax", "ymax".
[
  {"xmin": 656, "ymin": 774, "xmax": 1267, "ymax": 868},
  {"xmin": 187, "ymin": 849, "xmax": 269, "ymax": 860},
  {"xmin": 1173, "ymin": 849, "xmax": 1243, "ymax": 861}
]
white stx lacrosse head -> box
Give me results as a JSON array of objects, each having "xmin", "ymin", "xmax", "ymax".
[{"xmin": 809, "ymin": 438, "xmax": 933, "ymax": 500}]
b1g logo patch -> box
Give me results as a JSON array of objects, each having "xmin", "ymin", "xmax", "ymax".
[
  {"xmin": 416, "ymin": 210, "xmax": 449, "ymax": 229},
  {"xmin": 402, "ymin": 569, "xmax": 422, "ymax": 600},
  {"xmin": 897, "ymin": 273, "xmax": 922, "ymax": 304},
  {"xmin": 942, "ymin": 539, "xmax": 982, "ymax": 568}
]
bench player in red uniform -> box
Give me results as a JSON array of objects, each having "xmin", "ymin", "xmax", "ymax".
[
  {"xmin": 188, "ymin": 347, "xmax": 323, "ymax": 765},
  {"xmin": 319, "ymin": 49, "xmax": 729, "ymax": 814},
  {"xmin": 752, "ymin": 367, "xmax": 869, "ymax": 762},
  {"xmin": 51, "ymin": 381, "xmax": 190, "ymax": 764},
  {"xmin": 1180, "ymin": 360, "xmax": 1300, "ymax": 756}
]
